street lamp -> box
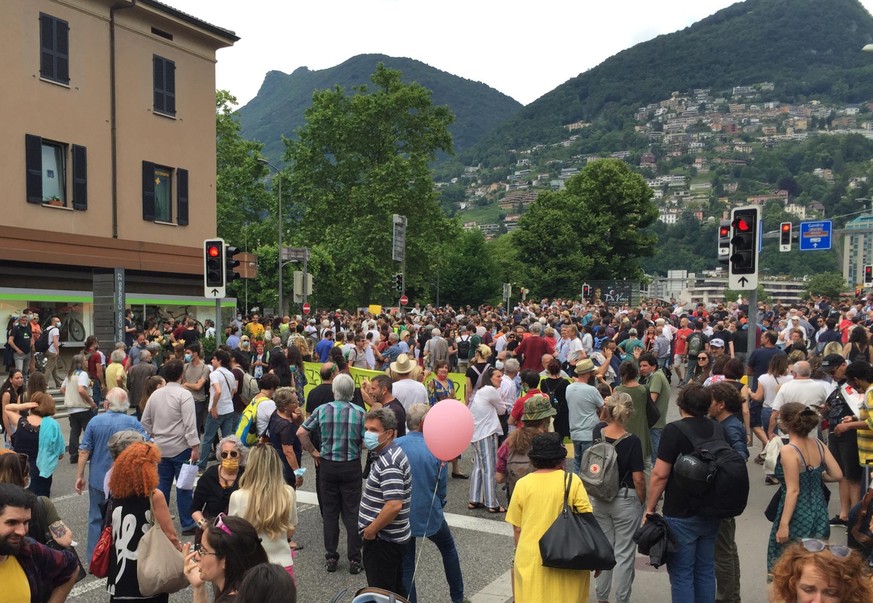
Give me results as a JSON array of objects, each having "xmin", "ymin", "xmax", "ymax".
[{"xmin": 258, "ymin": 158, "xmax": 283, "ymax": 315}]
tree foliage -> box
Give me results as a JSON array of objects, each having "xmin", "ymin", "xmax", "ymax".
[
  {"xmin": 284, "ymin": 64, "xmax": 457, "ymax": 308},
  {"xmin": 513, "ymin": 159, "xmax": 657, "ymax": 297},
  {"xmin": 805, "ymin": 272, "xmax": 847, "ymax": 299}
]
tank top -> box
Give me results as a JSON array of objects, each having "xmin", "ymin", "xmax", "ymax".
[{"xmin": 108, "ymin": 495, "xmax": 153, "ymax": 599}]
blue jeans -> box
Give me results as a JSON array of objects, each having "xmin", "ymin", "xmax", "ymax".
[
  {"xmin": 92, "ymin": 381, "xmax": 102, "ymax": 405},
  {"xmin": 649, "ymin": 428, "xmax": 663, "ymax": 466},
  {"xmin": 198, "ymin": 412, "xmax": 235, "ymax": 470},
  {"xmin": 761, "ymin": 407, "xmax": 774, "ymax": 437},
  {"xmin": 86, "ymin": 484, "xmax": 107, "ymax": 563},
  {"xmin": 401, "ymin": 519, "xmax": 465, "ymax": 603},
  {"xmin": 573, "ymin": 440, "xmax": 593, "ymax": 474},
  {"xmin": 158, "ymin": 449, "xmax": 195, "ymax": 530},
  {"xmin": 664, "ymin": 515, "xmax": 721, "ymax": 603}
]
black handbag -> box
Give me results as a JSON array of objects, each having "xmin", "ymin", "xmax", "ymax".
[
  {"xmin": 645, "ymin": 385, "xmax": 661, "ymax": 428},
  {"xmin": 539, "ymin": 470, "xmax": 616, "ymax": 571}
]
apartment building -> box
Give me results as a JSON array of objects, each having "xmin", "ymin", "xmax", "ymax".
[{"xmin": 0, "ymin": 0, "xmax": 237, "ymax": 345}]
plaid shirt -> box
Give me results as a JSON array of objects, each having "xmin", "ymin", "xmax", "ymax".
[
  {"xmin": 17, "ymin": 537, "xmax": 78, "ymax": 603},
  {"xmin": 302, "ymin": 400, "xmax": 366, "ymax": 462}
]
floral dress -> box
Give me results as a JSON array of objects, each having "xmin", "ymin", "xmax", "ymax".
[
  {"xmin": 766, "ymin": 441, "xmax": 830, "ymax": 573},
  {"xmin": 427, "ymin": 378, "xmax": 455, "ymax": 406}
]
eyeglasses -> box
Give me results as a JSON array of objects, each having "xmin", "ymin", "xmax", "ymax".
[
  {"xmin": 214, "ymin": 513, "xmax": 232, "ymax": 536},
  {"xmin": 193, "ymin": 543, "xmax": 221, "ymax": 557},
  {"xmin": 698, "ymin": 356, "xmax": 708, "ymax": 361},
  {"xmin": 219, "ymin": 450, "xmax": 239, "ymax": 459},
  {"xmin": 802, "ymin": 539, "xmax": 850, "ymax": 558}
]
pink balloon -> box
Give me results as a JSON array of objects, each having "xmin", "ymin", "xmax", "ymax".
[{"xmin": 423, "ymin": 399, "xmax": 474, "ymax": 461}]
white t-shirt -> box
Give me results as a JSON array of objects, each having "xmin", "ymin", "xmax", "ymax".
[
  {"xmin": 757, "ymin": 373, "xmax": 792, "ymax": 408},
  {"xmin": 391, "ymin": 379, "xmax": 429, "ymax": 412},
  {"xmin": 209, "ymin": 367, "xmax": 237, "ymax": 415},
  {"xmin": 256, "ymin": 398, "xmax": 277, "ymax": 438},
  {"xmin": 470, "ymin": 385, "xmax": 503, "ymax": 442},
  {"xmin": 46, "ymin": 326, "xmax": 60, "ymax": 354},
  {"xmin": 62, "ymin": 370, "xmax": 92, "ymax": 413},
  {"xmin": 772, "ymin": 378, "xmax": 826, "ymax": 412}
]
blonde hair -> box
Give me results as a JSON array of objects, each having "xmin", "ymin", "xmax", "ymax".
[
  {"xmin": 237, "ymin": 445, "xmax": 295, "ymax": 539},
  {"xmin": 603, "ymin": 392, "xmax": 634, "ymax": 425},
  {"xmin": 476, "ymin": 344, "xmax": 492, "ymax": 359}
]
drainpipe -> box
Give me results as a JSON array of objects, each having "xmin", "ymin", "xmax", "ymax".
[{"xmin": 110, "ymin": 1, "xmax": 136, "ymax": 238}]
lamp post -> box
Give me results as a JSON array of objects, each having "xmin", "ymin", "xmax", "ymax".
[{"xmin": 258, "ymin": 158, "xmax": 283, "ymax": 315}]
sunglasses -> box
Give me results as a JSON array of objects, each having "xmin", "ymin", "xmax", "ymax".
[
  {"xmin": 214, "ymin": 513, "xmax": 232, "ymax": 536},
  {"xmin": 802, "ymin": 539, "xmax": 850, "ymax": 558},
  {"xmin": 698, "ymin": 356, "xmax": 708, "ymax": 361},
  {"xmin": 219, "ymin": 450, "xmax": 239, "ymax": 459}
]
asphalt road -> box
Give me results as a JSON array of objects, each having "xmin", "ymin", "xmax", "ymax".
[{"xmin": 44, "ymin": 384, "xmax": 846, "ymax": 603}]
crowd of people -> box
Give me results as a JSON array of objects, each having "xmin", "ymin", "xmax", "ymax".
[{"xmin": 3, "ymin": 294, "xmax": 873, "ymax": 600}]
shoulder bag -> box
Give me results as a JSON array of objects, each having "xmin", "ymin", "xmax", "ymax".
[
  {"xmin": 644, "ymin": 385, "xmax": 661, "ymax": 428},
  {"xmin": 89, "ymin": 498, "xmax": 113, "ymax": 577},
  {"xmin": 136, "ymin": 492, "xmax": 188, "ymax": 596},
  {"xmin": 539, "ymin": 469, "xmax": 616, "ymax": 570}
]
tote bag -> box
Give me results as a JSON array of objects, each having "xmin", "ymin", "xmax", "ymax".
[{"xmin": 136, "ymin": 494, "xmax": 188, "ymax": 596}]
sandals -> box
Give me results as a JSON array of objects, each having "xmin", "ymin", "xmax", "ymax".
[
  {"xmin": 467, "ymin": 502, "xmax": 485, "ymax": 510},
  {"xmin": 487, "ymin": 506, "xmax": 506, "ymax": 514},
  {"xmin": 452, "ymin": 472, "xmax": 469, "ymax": 479}
]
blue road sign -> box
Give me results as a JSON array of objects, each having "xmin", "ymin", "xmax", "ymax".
[{"xmin": 799, "ymin": 220, "xmax": 832, "ymax": 251}]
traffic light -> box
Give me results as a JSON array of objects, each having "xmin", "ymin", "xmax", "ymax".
[
  {"xmin": 582, "ymin": 283, "xmax": 591, "ymax": 299},
  {"xmin": 204, "ymin": 239, "xmax": 225, "ymax": 288},
  {"xmin": 718, "ymin": 220, "xmax": 731, "ymax": 264},
  {"xmin": 729, "ymin": 207, "xmax": 759, "ymax": 276},
  {"xmin": 779, "ymin": 222, "xmax": 792, "ymax": 253},
  {"xmin": 394, "ymin": 273, "xmax": 403, "ymax": 291},
  {"xmin": 225, "ymin": 246, "xmax": 241, "ymax": 283},
  {"xmin": 865, "ymin": 265, "xmax": 873, "ymax": 288}
]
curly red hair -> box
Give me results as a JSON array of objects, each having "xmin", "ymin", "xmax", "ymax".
[
  {"xmin": 771, "ymin": 543, "xmax": 873, "ymax": 603},
  {"xmin": 109, "ymin": 442, "xmax": 160, "ymax": 498}
]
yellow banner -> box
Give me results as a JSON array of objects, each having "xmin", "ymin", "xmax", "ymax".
[{"xmin": 302, "ymin": 361, "xmax": 468, "ymax": 402}]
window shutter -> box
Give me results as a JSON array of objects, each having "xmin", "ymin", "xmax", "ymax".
[
  {"xmin": 39, "ymin": 14, "xmax": 53, "ymax": 79},
  {"xmin": 165, "ymin": 60, "xmax": 176, "ymax": 116},
  {"xmin": 55, "ymin": 19, "xmax": 69, "ymax": 84},
  {"xmin": 142, "ymin": 161, "xmax": 155, "ymax": 221},
  {"xmin": 176, "ymin": 168, "xmax": 189, "ymax": 225},
  {"xmin": 153, "ymin": 56, "xmax": 164, "ymax": 113},
  {"xmin": 25, "ymin": 134, "xmax": 43, "ymax": 204},
  {"xmin": 72, "ymin": 145, "xmax": 87, "ymax": 210}
]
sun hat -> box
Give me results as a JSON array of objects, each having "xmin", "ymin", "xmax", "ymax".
[
  {"xmin": 389, "ymin": 353, "xmax": 415, "ymax": 374},
  {"xmin": 522, "ymin": 394, "xmax": 557, "ymax": 421}
]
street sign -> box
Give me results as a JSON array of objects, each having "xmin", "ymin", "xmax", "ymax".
[
  {"xmin": 302, "ymin": 302, "xmax": 311, "ymax": 315},
  {"xmin": 399, "ymin": 294, "xmax": 409, "ymax": 306},
  {"xmin": 728, "ymin": 206, "xmax": 759, "ymax": 291},
  {"xmin": 392, "ymin": 214, "xmax": 407, "ymax": 263},
  {"xmin": 799, "ymin": 220, "xmax": 832, "ymax": 251}
]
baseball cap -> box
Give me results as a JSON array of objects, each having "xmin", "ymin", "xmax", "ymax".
[
  {"xmin": 710, "ymin": 338, "xmax": 725, "ymax": 348},
  {"xmin": 820, "ymin": 354, "xmax": 846, "ymax": 369}
]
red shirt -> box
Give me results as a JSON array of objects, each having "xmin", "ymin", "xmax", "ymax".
[
  {"xmin": 675, "ymin": 327, "xmax": 693, "ymax": 356},
  {"xmin": 515, "ymin": 335, "xmax": 555, "ymax": 372},
  {"xmin": 510, "ymin": 389, "xmax": 543, "ymax": 427}
]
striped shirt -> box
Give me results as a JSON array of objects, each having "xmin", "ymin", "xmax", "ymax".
[
  {"xmin": 858, "ymin": 385, "xmax": 873, "ymax": 465},
  {"xmin": 302, "ymin": 401, "xmax": 366, "ymax": 462},
  {"xmin": 358, "ymin": 443, "xmax": 412, "ymax": 543}
]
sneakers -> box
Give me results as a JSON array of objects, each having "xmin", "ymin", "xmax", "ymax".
[
  {"xmin": 754, "ymin": 452, "xmax": 766, "ymax": 465},
  {"xmin": 830, "ymin": 515, "xmax": 849, "ymax": 527},
  {"xmin": 349, "ymin": 560, "xmax": 364, "ymax": 575},
  {"xmin": 325, "ymin": 558, "xmax": 338, "ymax": 573}
]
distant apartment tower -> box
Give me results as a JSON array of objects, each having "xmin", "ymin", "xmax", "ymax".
[
  {"xmin": 0, "ymin": 0, "xmax": 237, "ymax": 342},
  {"xmin": 842, "ymin": 215, "xmax": 873, "ymax": 288}
]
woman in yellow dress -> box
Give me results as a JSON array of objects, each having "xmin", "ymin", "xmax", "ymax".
[{"xmin": 506, "ymin": 431, "xmax": 592, "ymax": 603}]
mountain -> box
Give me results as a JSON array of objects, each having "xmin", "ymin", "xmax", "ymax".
[
  {"xmin": 238, "ymin": 54, "xmax": 523, "ymax": 162},
  {"xmin": 465, "ymin": 0, "xmax": 873, "ymax": 164}
]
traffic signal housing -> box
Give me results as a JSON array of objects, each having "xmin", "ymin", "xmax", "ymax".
[
  {"xmin": 394, "ymin": 273, "xmax": 403, "ymax": 292},
  {"xmin": 225, "ymin": 246, "xmax": 241, "ymax": 283},
  {"xmin": 204, "ymin": 239, "xmax": 225, "ymax": 288},
  {"xmin": 718, "ymin": 220, "xmax": 731, "ymax": 264},
  {"xmin": 779, "ymin": 222, "xmax": 792, "ymax": 253},
  {"xmin": 729, "ymin": 207, "xmax": 759, "ymax": 276},
  {"xmin": 865, "ymin": 265, "xmax": 873, "ymax": 288},
  {"xmin": 582, "ymin": 283, "xmax": 591, "ymax": 299}
]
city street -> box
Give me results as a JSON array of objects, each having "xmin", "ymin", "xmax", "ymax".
[{"xmin": 46, "ymin": 383, "xmax": 844, "ymax": 603}]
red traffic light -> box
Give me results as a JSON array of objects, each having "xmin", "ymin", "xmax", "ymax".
[
  {"xmin": 781, "ymin": 223, "xmax": 791, "ymax": 233},
  {"xmin": 735, "ymin": 218, "xmax": 751, "ymax": 232},
  {"xmin": 207, "ymin": 245, "xmax": 220, "ymax": 257},
  {"xmin": 719, "ymin": 226, "xmax": 730, "ymax": 237}
]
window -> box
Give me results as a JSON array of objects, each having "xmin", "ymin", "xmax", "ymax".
[
  {"xmin": 39, "ymin": 13, "xmax": 69, "ymax": 84},
  {"xmin": 24, "ymin": 134, "xmax": 87, "ymax": 209},
  {"xmin": 153, "ymin": 55, "xmax": 176, "ymax": 117},
  {"xmin": 142, "ymin": 162, "xmax": 188, "ymax": 225}
]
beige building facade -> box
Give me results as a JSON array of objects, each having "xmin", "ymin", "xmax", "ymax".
[{"xmin": 0, "ymin": 0, "xmax": 237, "ymax": 345}]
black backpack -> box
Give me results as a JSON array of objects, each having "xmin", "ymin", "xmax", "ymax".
[
  {"xmin": 34, "ymin": 328, "xmax": 52, "ymax": 353},
  {"xmin": 672, "ymin": 420, "xmax": 749, "ymax": 519},
  {"xmin": 457, "ymin": 336, "xmax": 471, "ymax": 359}
]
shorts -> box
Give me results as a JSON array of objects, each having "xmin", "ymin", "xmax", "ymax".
[
  {"xmin": 749, "ymin": 402, "xmax": 763, "ymax": 429},
  {"xmin": 828, "ymin": 435, "xmax": 862, "ymax": 482},
  {"xmin": 673, "ymin": 354, "xmax": 685, "ymax": 367}
]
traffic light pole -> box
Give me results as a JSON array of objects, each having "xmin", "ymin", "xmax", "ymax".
[
  {"xmin": 216, "ymin": 298, "xmax": 223, "ymax": 345},
  {"xmin": 747, "ymin": 287, "xmax": 757, "ymax": 355}
]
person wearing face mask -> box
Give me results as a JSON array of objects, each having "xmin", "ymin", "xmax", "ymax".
[
  {"xmin": 182, "ymin": 343, "xmax": 211, "ymax": 436},
  {"xmin": 43, "ymin": 316, "xmax": 62, "ymax": 388},
  {"xmin": 358, "ymin": 408, "xmax": 412, "ymax": 596},
  {"xmin": 191, "ymin": 436, "xmax": 246, "ymax": 545}
]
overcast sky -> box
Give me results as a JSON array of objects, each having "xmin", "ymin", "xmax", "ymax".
[{"xmin": 163, "ymin": 0, "xmax": 873, "ymax": 108}]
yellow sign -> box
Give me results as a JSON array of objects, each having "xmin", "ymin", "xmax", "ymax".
[
  {"xmin": 368, "ymin": 305, "xmax": 382, "ymax": 316},
  {"xmin": 302, "ymin": 361, "xmax": 468, "ymax": 402}
]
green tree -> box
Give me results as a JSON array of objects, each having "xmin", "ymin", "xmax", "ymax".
[
  {"xmin": 804, "ymin": 272, "xmax": 847, "ymax": 299},
  {"xmin": 513, "ymin": 159, "xmax": 657, "ymax": 296},
  {"xmin": 284, "ymin": 64, "xmax": 455, "ymax": 307},
  {"xmin": 437, "ymin": 230, "xmax": 502, "ymax": 306}
]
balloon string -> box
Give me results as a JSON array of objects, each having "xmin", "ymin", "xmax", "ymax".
[{"xmin": 410, "ymin": 460, "xmax": 444, "ymax": 595}]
